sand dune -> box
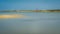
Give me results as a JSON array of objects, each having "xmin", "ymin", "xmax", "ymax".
[{"xmin": 0, "ymin": 14, "xmax": 28, "ymax": 18}]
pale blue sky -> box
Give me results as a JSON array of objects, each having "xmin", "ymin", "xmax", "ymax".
[{"xmin": 0, "ymin": 0, "xmax": 60, "ymax": 10}]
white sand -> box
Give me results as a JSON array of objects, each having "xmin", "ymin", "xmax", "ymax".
[{"xmin": 0, "ymin": 14, "xmax": 28, "ymax": 18}]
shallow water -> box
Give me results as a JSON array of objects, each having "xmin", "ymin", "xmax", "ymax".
[{"xmin": 0, "ymin": 12, "xmax": 60, "ymax": 34}]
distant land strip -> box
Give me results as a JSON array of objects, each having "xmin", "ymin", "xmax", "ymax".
[{"xmin": 0, "ymin": 10, "xmax": 60, "ymax": 12}]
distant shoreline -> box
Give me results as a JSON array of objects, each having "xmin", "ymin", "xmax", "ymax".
[{"xmin": 0, "ymin": 10, "xmax": 60, "ymax": 12}]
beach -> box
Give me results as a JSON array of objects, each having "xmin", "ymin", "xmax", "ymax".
[{"xmin": 0, "ymin": 14, "xmax": 28, "ymax": 18}]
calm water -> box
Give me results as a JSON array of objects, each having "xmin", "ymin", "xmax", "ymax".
[{"xmin": 0, "ymin": 12, "xmax": 60, "ymax": 34}]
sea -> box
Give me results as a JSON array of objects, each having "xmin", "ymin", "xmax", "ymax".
[{"xmin": 0, "ymin": 12, "xmax": 60, "ymax": 34}]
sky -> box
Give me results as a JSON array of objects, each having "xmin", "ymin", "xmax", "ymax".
[{"xmin": 0, "ymin": 0, "xmax": 60, "ymax": 10}]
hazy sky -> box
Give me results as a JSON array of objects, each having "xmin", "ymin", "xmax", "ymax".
[{"xmin": 0, "ymin": 0, "xmax": 60, "ymax": 10}]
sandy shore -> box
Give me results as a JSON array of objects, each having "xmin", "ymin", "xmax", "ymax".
[{"xmin": 0, "ymin": 14, "xmax": 27, "ymax": 18}]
